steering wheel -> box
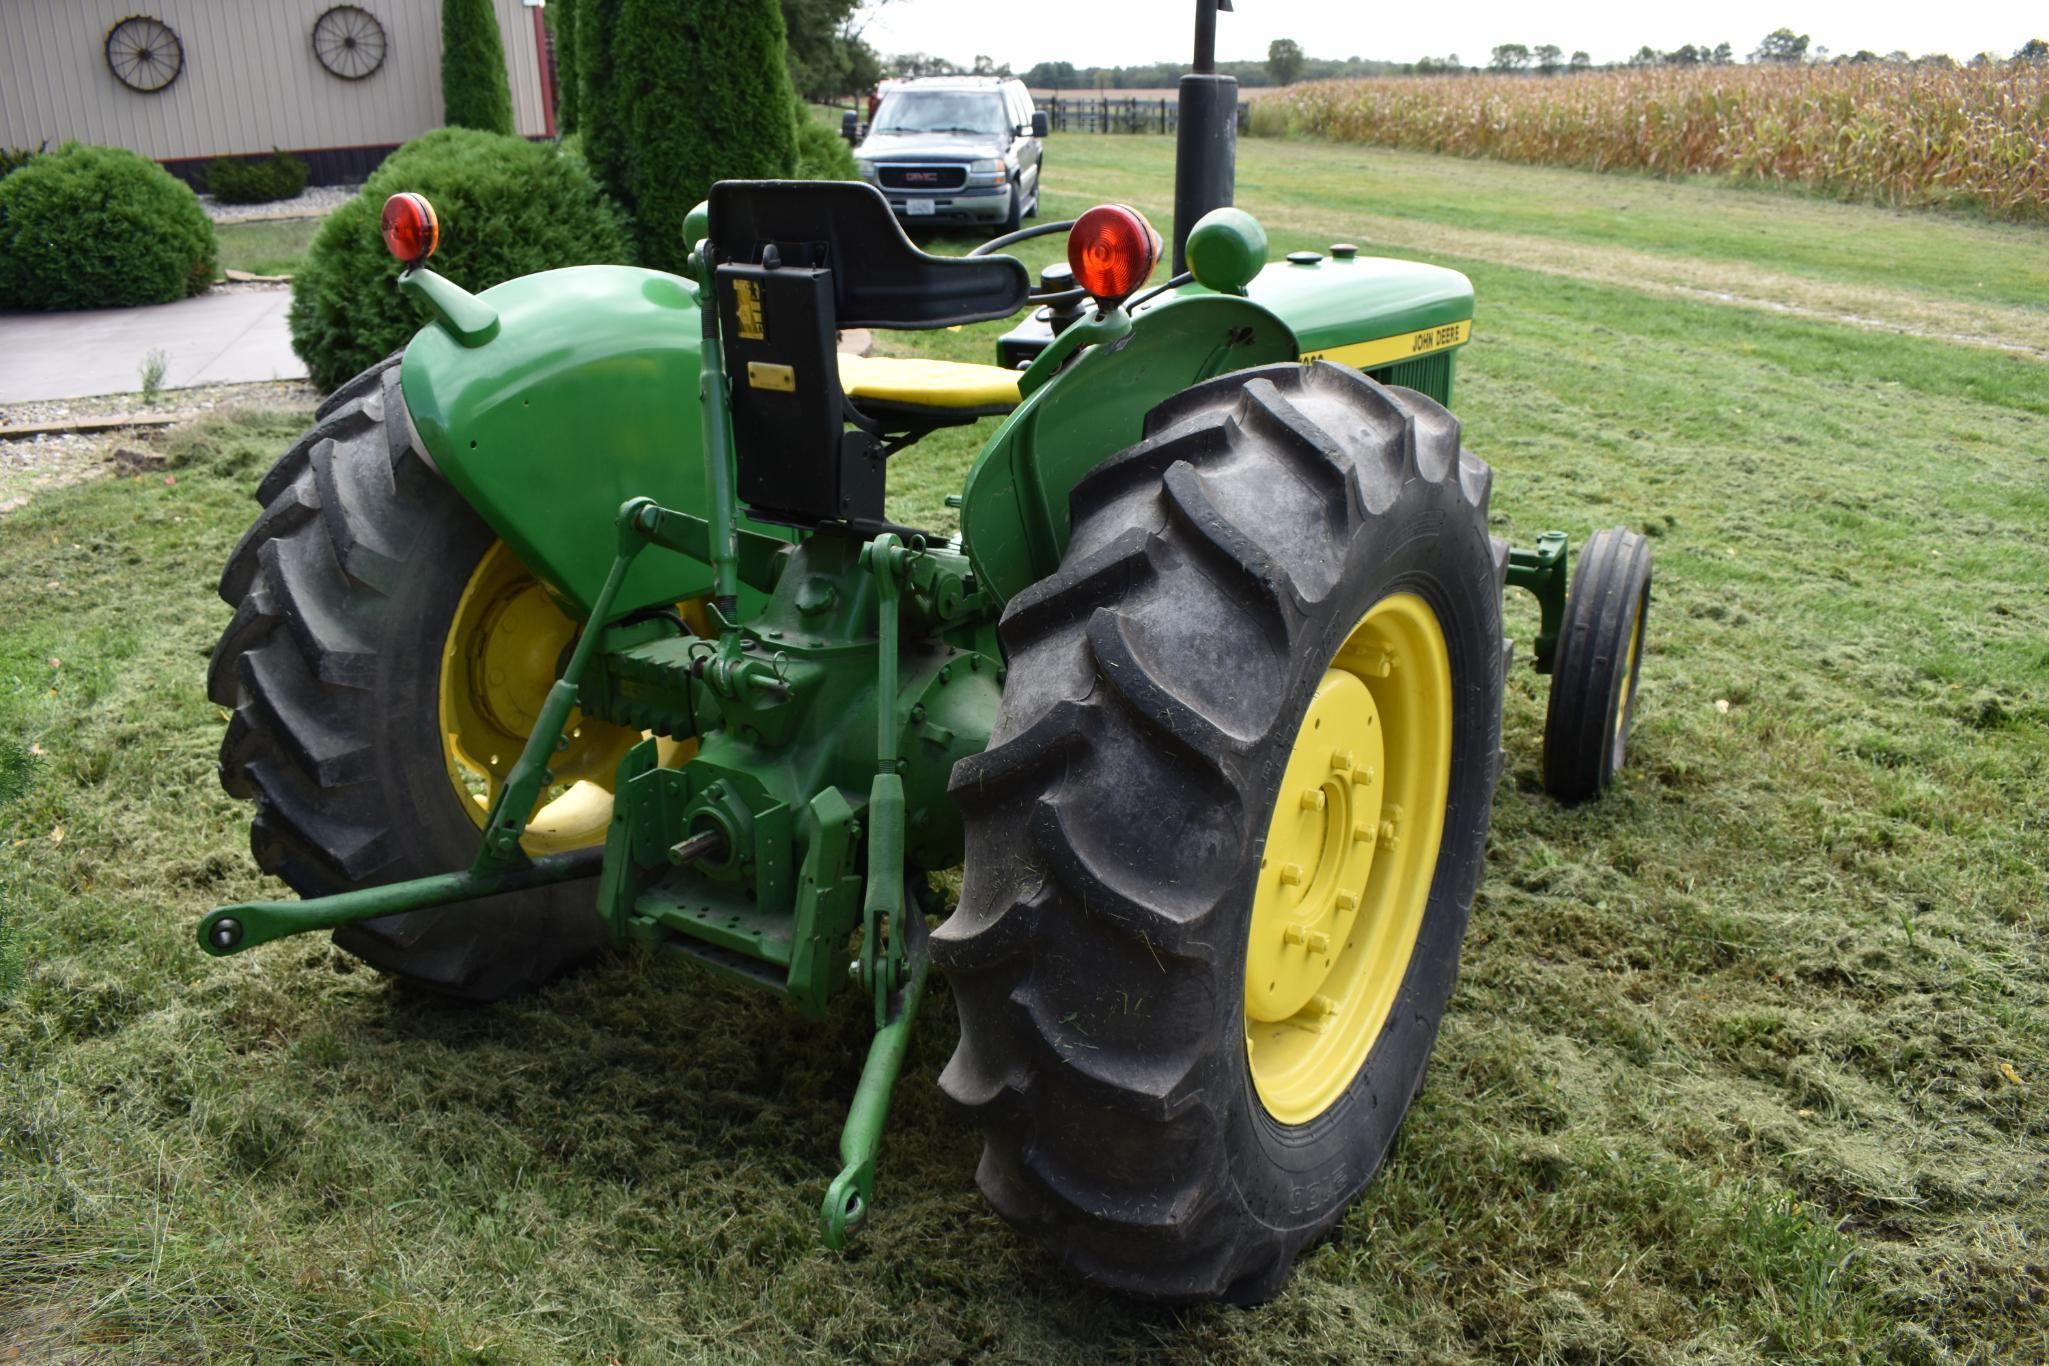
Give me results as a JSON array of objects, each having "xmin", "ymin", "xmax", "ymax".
[
  {"xmin": 966, "ymin": 219, "xmax": 1088, "ymax": 309},
  {"xmin": 965, "ymin": 218, "xmax": 1195, "ymax": 315}
]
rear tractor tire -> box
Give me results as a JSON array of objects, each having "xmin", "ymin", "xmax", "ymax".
[
  {"xmin": 939, "ymin": 361, "xmax": 1508, "ymax": 1302},
  {"xmin": 1541, "ymin": 526, "xmax": 1652, "ymax": 803},
  {"xmin": 207, "ymin": 356, "xmax": 627, "ymax": 1000}
]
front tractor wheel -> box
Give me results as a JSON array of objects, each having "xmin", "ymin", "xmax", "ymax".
[
  {"xmin": 939, "ymin": 361, "xmax": 1507, "ymax": 1302},
  {"xmin": 1541, "ymin": 526, "xmax": 1652, "ymax": 803},
  {"xmin": 207, "ymin": 357, "xmax": 621, "ymax": 1000}
]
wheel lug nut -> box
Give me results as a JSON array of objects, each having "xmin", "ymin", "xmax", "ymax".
[
  {"xmin": 1283, "ymin": 925, "xmax": 1305, "ymax": 945},
  {"xmin": 1299, "ymin": 788, "xmax": 1325, "ymax": 812},
  {"xmin": 1303, "ymin": 993, "xmax": 1337, "ymax": 1017},
  {"xmin": 1330, "ymin": 749, "xmax": 1353, "ymax": 773},
  {"xmin": 1305, "ymin": 930, "xmax": 1331, "ymax": 954},
  {"xmin": 1353, "ymin": 822, "xmax": 1375, "ymax": 845},
  {"xmin": 1334, "ymin": 890, "xmax": 1357, "ymax": 912},
  {"xmin": 1378, "ymin": 820, "xmax": 1398, "ymax": 848},
  {"xmin": 1278, "ymin": 862, "xmax": 1304, "ymax": 886}
]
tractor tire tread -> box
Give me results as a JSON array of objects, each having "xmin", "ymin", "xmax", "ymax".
[
  {"xmin": 941, "ymin": 361, "xmax": 1503, "ymax": 1301},
  {"xmin": 210, "ymin": 356, "xmax": 606, "ymax": 1000}
]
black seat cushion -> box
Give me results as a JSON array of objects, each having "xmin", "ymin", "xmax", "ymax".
[{"xmin": 708, "ymin": 180, "xmax": 1029, "ymax": 331}]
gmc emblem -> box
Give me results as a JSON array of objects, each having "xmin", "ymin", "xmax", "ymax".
[{"xmin": 905, "ymin": 171, "xmax": 940, "ymax": 183}]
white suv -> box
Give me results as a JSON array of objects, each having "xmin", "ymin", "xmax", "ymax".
[{"xmin": 851, "ymin": 77, "xmax": 1046, "ymax": 233}]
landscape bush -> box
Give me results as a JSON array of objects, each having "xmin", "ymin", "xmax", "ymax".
[
  {"xmin": 440, "ymin": 0, "xmax": 515, "ymax": 134},
  {"xmin": 596, "ymin": 0, "xmax": 799, "ymax": 273},
  {"xmin": 288, "ymin": 128, "xmax": 628, "ymax": 390},
  {"xmin": 0, "ymin": 143, "xmax": 216, "ymax": 310},
  {"xmin": 0, "ymin": 142, "xmax": 46, "ymax": 178},
  {"xmin": 205, "ymin": 149, "xmax": 309, "ymax": 205},
  {"xmin": 792, "ymin": 101, "xmax": 858, "ymax": 180},
  {"xmin": 1270, "ymin": 61, "xmax": 2049, "ymax": 220}
]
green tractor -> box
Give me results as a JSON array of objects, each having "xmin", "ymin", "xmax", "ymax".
[{"xmin": 201, "ymin": 3, "xmax": 1652, "ymax": 1303}]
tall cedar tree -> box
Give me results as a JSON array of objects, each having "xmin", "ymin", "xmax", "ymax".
[
  {"xmin": 614, "ymin": 0, "xmax": 798, "ymax": 274},
  {"xmin": 551, "ymin": 0, "xmax": 578, "ymax": 132},
  {"xmin": 441, "ymin": 0, "xmax": 515, "ymax": 133},
  {"xmin": 577, "ymin": 0, "xmax": 631, "ymax": 215}
]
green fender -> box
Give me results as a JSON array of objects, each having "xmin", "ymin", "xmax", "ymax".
[
  {"xmin": 959, "ymin": 292, "xmax": 1300, "ymax": 605},
  {"xmin": 399, "ymin": 264, "xmax": 788, "ymax": 621}
]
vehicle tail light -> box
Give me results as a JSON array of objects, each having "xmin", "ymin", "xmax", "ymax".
[
  {"xmin": 1067, "ymin": 204, "xmax": 1159, "ymax": 307},
  {"xmin": 381, "ymin": 192, "xmax": 439, "ymax": 267}
]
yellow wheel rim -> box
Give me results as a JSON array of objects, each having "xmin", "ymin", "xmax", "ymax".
[
  {"xmin": 1245, "ymin": 592, "xmax": 1453, "ymax": 1126},
  {"xmin": 438, "ymin": 541, "xmax": 646, "ymax": 855},
  {"xmin": 1614, "ymin": 602, "xmax": 1645, "ymax": 747}
]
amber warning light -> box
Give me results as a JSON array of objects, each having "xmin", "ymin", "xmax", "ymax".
[
  {"xmin": 1067, "ymin": 203, "xmax": 1160, "ymax": 308},
  {"xmin": 381, "ymin": 192, "xmax": 439, "ymax": 267}
]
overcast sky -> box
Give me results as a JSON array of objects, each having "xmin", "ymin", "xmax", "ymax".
[{"xmin": 857, "ymin": 0, "xmax": 2043, "ymax": 71}]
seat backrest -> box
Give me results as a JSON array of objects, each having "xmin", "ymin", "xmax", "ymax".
[{"xmin": 707, "ymin": 180, "xmax": 1029, "ymax": 330}]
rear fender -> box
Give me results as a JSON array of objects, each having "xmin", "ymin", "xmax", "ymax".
[
  {"xmin": 399, "ymin": 264, "xmax": 784, "ymax": 620},
  {"xmin": 959, "ymin": 292, "xmax": 1298, "ymax": 605}
]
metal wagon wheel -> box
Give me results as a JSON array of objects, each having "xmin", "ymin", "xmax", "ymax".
[
  {"xmin": 104, "ymin": 16, "xmax": 184, "ymax": 93},
  {"xmin": 313, "ymin": 5, "xmax": 387, "ymax": 81}
]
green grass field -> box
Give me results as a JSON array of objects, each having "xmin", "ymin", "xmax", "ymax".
[
  {"xmin": 214, "ymin": 217, "xmax": 321, "ymax": 278},
  {"xmin": 3, "ymin": 135, "xmax": 2045, "ymax": 1360}
]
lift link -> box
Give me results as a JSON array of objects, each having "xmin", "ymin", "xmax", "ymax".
[
  {"xmin": 199, "ymin": 495, "xmax": 683, "ymax": 958},
  {"xmin": 820, "ymin": 531, "xmax": 929, "ymax": 1248}
]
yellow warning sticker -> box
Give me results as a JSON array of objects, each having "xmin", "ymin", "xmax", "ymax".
[
  {"xmin": 1301, "ymin": 318, "xmax": 1470, "ymax": 370},
  {"xmin": 733, "ymin": 278, "xmax": 766, "ymax": 341}
]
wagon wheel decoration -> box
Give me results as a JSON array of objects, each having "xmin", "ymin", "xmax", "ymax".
[
  {"xmin": 313, "ymin": 5, "xmax": 387, "ymax": 80},
  {"xmin": 104, "ymin": 16, "xmax": 184, "ymax": 93}
]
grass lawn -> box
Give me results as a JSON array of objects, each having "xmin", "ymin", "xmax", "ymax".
[
  {"xmin": 3, "ymin": 136, "xmax": 2045, "ymax": 1360},
  {"xmin": 214, "ymin": 216, "xmax": 322, "ymax": 278}
]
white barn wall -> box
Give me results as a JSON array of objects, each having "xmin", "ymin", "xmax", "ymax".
[{"xmin": 0, "ymin": 0, "xmax": 550, "ymax": 180}]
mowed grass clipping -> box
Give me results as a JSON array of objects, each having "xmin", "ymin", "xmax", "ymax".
[
  {"xmin": 1265, "ymin": 61, "xmax": 2049, "ymax": 222},
  {"xmin": 3, "ymin": 136, "xmax": 2047, "ymax": 1360}
]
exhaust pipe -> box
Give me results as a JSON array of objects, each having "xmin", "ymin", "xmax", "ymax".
[{"xmin": 1172, "ymin": 0, "xmax": 1238, "ymax": 274}]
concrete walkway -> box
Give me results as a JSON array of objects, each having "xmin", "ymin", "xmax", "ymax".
[{"xmin": 0, "ymin": 287, "xmax": 306, "ymax": 403}]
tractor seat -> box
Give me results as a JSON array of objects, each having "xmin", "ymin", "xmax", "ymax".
[{"xmin": 836, "ymin": 353, "xmax": 1022, "ymax": 424}]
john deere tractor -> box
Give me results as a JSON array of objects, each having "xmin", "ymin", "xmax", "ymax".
[{"xmin": 201, "ymin": 3, "xmax": 1651, "ymax": 1303}]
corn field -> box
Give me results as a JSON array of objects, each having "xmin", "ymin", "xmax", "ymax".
[{"xmin": 1268, "ymin": 63, "xmax": 2049, "ymax": 221}]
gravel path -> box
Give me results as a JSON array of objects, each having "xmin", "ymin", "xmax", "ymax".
[
  {"xmin": 201, "ymin": 184, "xmax": 360, "ymax": 223},
  {"xmin": 0, "ymin": 380, "xmax": 316, "ymax": 516}
]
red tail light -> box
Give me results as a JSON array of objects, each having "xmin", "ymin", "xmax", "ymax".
[
  {"xmin": 1068, "ymin": 204, "xmax": 1160, "ymax": 307},
  {"xmin": 381, "ymin": 192, "xmax": 439, "ymax": 266}
]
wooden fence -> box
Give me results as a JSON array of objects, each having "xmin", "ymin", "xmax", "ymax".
[{"xmin": 1039, "ymin": 96, "xmax": 1251, "ymax": 135}]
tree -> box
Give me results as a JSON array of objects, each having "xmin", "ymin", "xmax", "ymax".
[
  {"xmin": 1667, "ymin": 43, "xmax": 1703, "ymax": 66},
  {"xmin": 1267, "ymin": 38, "xmax": 1305, "ymax": 86},
  {"xmin": 1488, "ymin": 43, "xmax": 1532, "ymax": 72},
  {"xmin": 1570, "ymin": 50, "xmax": 1592, "ymax": 70},
  {"xmin": 1023, "ymin": 59, "xmax": 1077, "ymax": 89},
  {"xmin": 1627, "ymin": 45, "xmax": 1662, "ymax": 67},
  {"xmin": 1751, "ymin": 28, "xmax": 1810, "ymax": 63},
  {"xmin": 440, "ymin": 0, "xmax": 514, "ymax": 134},
  {"xmin": 1711, "ymin": 41, "xmax": 1734, "ymax": 64},
  {"xmin": 577, "ymin": 0, "xmax": 630, "ymax": 214},
  {"xmin": 591, "ymin": 0, "xmax": 800, "ymax": 273},
  {"xmin": 781, "ymin": 0, "xmax": 892, "ymax": 99},
  {"xmin": 549, "ymin": 0, "xmax": 578, "ymax": 132},
  {"xmin": 1534, "ymin": 43, "xmax": 1562, "ymax": 74},
  {"xmin": 887, "ymin": 52, "xmax": 959, "ymax": 77},
  {"xmin": 2018, "ymin": 38, "xmax": 2049, "ymax": 62},
  {"xmin": 971, "ymin": 53, "xmax": 1012, "ymax": 77}
]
